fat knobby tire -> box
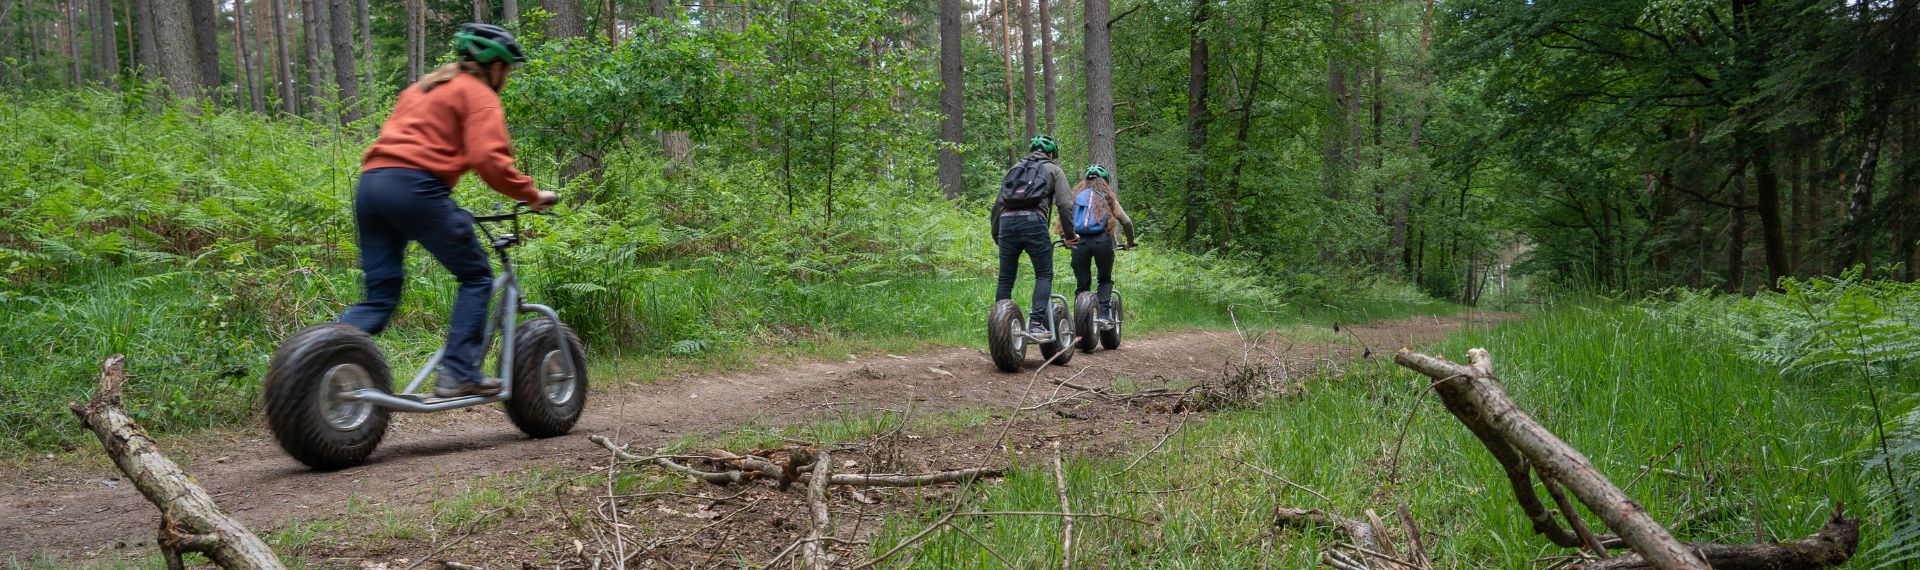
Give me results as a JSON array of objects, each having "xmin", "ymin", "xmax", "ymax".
[
  {"xmin": 988, "ymin": 300, "xmax": 1026, "ymax": 373},
  {"xmin": 1101, "ymin": 295, "xmax": 1124, "ymax": 350},
  {"xmin": 506, "ymin": 317, "xmax": 589, "ymax": 438},
  {"xmin": 1074, "ymin": 292, "xmax": 1099, "ymax": 353},
  {"xmin": 1040, "ymin": 303, "xmax": 1075, "ymax": 366},
  {"xmin": 263, "ymin": 323, "xmax": 393, "ymax": 471}
]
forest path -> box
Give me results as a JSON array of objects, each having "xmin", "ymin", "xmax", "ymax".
[{"xmin": 0, "ymin": 312, "xmax": 1508, "ymax": 561}]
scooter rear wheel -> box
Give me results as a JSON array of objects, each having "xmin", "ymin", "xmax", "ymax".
[
  {"xmin": 1039, "ymin": 302, "xmax": 1075, "ymax": 366},
  {"xmin": 987, "ymin": 300, "xmax": 1027, "ymax": 373},
  {"xmin": 263, "ymin": 323, "xmax": 393, "ymax": 471},
  {"xmin": 1073, "ymin": 292, "xmax": 1099, "ymax": 353},
  {"xmin": 506, "ymin": 317, "xmax": 589, "ymax": 438},
  {"xmin": 1100, "ymin": 294, "xmax": 1125, "ymax": 350}
]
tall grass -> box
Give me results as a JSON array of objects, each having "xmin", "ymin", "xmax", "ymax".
[{"xmin": 873, "ymin": 304, "xmax": 1894, "ymax": 567}]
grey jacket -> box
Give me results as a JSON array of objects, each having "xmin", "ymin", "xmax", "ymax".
[{"xmin": 989, "ymin": 151, "xmax": 1078, "ymax": 242}]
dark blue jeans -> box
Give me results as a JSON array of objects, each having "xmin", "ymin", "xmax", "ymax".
[
  {"xmin": 1071, "ymin": 231, "xmax": 1115, "ymax": 306},
  {"xmin": 994, "ymin": 212, "xmax": 1054, "ymax": 322},
  {"xmin": 337, "ymin": 168, "xmax": 494, "ymax": 384}
]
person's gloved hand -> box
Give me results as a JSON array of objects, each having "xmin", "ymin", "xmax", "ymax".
[{"xmin": 529, "ymin": 190, "xmax": 559, "ymax": 211}]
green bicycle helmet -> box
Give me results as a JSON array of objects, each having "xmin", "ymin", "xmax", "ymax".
[
  {"xmin": 453, "ymin": 23, "xmax": 527, "ymax": 64},
  {"xmin": 1029, "ymin": 135, "xmax": 1059, "ymax": 154},
  {"xmin": 1084, "ymin": 164, "xmax": 1110, "ymax": 181}
]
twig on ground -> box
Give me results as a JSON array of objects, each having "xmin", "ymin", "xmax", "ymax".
[
  {"xmin": 1223, "ymin": 453, "xmax": 1334, "ymax": 505},
  {"xmin": 1622, "ymin": 442, "xmax": 1685, "ymax": 493},
  {"xmin": 1113, "ymin": 411, "xmax": 1190, "ymax": 477},
  {"xmin": 1398, "ymin": 504, "xmax": 1433, "ymax": 570},
  {"xmin": 1053, "ymin": 442, "xmax": 1075, "ymax": 570}
]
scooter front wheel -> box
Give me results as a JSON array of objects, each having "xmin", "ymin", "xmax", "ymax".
[
  {"xmin": 1039, "ymin": 302, "xmax": 1075, "ymax": 366},
  {"xmin": 987, "ymin": 300, "xmax": 1027, "ymax": 373},
  {"xmin": 263, "ymin": 323, "xmax": 393, "ymax": 470},
  {"xmin": 1100, "ymin": 293, "xmax": 1125, "ymax": 350},
  {"xmin": 507, "ymin": 317, "xmax": 589, "ymax": 438},
  {"xmin": 1073, "ymin": 292, "xmax": 1099, "ymax": 353}
]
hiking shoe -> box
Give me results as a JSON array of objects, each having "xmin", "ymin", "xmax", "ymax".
[
  {"xmin": 434, "ymin": 377, "xmax": 503, "ymax": 398},
  {"xmin": 1027, "ymin": 316, "xmax": 1050, "ymax": 336},
  {"xmin": 1099, "ymin": 303, "xmax": 1116, "ymax": 322}
]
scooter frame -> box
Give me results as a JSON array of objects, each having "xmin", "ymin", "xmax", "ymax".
[{"xmin": 321, "ymin": 203, "xmax": 581, "ymax": 422}]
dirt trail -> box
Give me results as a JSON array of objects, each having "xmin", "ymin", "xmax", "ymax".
[{"xmin": 0, "ymin": 313, "xmax": 1504, "ymax": 561}]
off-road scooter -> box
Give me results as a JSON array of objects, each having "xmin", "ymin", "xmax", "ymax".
[
  {"xmin": 986, "ymin": 240, "xmax": 1077, "ymax": 372},
  {"xmin": 1073, "ymin": 243, "xmax": 1131, "ymax": 353},
  {"xmin": 263, "ymin": 200, "xmax": 587, "ymax": 470}
]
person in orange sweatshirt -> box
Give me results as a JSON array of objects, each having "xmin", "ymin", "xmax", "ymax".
[{"xmin": 339, "ymin": 23, "xmax": 557, "ymax": 398}]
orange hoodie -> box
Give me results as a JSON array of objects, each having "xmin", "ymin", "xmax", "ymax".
[{"xmin": 362, "ymin": 73, "xmax": 540, "ymax": 202}]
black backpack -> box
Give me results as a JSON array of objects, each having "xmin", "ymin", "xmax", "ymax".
[{"xmin": 998, "ymin": 158, "xmax": 1054, "ymax": 211}]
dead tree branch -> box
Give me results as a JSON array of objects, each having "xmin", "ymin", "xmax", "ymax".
[
  {"xmin": 1394, "ymin": 348, "xmax": 1864, "ymax": 570},
  {"xmin": 70, "ymin": 356, "xmax": 285, "ymax": 570},
  {"xmin": 1576, "ymin": 510, "xmax": 1859, "ymax": 570},
  {"xmin": 1053, "ymin": 443, "xmax": 1075, "ymax": 570},
  {"xmin": 1274, "ymin": 507, "xmax": 1384, "ymax": 554},
  {"xmin": 591, "ymin": 435, "xmax": 1002, "ymax": 488},
  {"xmin": 803, "ymin": 448, "xmax": 834, "ymax": 569}
]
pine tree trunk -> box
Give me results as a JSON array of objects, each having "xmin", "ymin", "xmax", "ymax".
[
  {"xmin": 502, "ymin": 0, "xmax": 517, "ymax": 23},
  {"xmin": 63, "ymin": 0, "xmax": 79, "ymax": 85},
  {"xmin": 1789, "ymin": 147, "xmax": 1804, "ymax": 273},
  {"xmin": 474, "ymin": 0, "xmax": 488, "ymax": 23},
  {"xmin": 272, "ymin": 0, "xmax": 295, "ymax": 113},
  {"xmin": 1727, "ymin": 172, "xmax": 1749, "ymax": 293},
  {"xmin": 543, "ymin": 0, "xmax": 582, "ymax": 40},
  {"xmin": 134, "ymin": 0, "xmax": 157, "ymax": 75},
  {"xmin": 1000, "ymin": 0, "xmax": 1016, "ymax": 164},
  {"xmin": 937, "ymin": 0, "xmax": 963, "ymax": 200},
  {"xmin": 1083, "ymin": 0, "xmax": 1115, "ymax": 191},
  {"xmin": 187, "ymin": 0, "xmax": 217, "ymax": 90},
  {"xmin": 355, "ymin": 0, "xmax": 368, "ymax": 87},
  {"xmin": 151, "ymin": 0, "xmax": 198, "ymax": 96},
  {"xmin": 1396, "ymin": 0, "xmax": 1433, "ymax": 273},
  {"xmin": 328, "ymin": 0, "xmax": 355, "ymax": 123},
  {"xmin": 404, "ymin": 0, "xmax": 418, "ymax": 79},
  {"xmin": 0, "ymin": 0, "xmax": 13, "ymax": 85},
  {"xmin": 1039, "ymin": 0, "xmax": 1055, "ymax": 134},
  {"xmin": 1220, "ymin": 1, "xmax": 1272, "ymax": 247},
  {"xmin": 1323, "ymin": 1, "xmax": 1348, "ymax": 200},
  {"xmin": 234, "ymin": 0, "xmax": 256, "ymax": 110},
  {"xmin": 1019, "ymin": 0, "xmax": 1036, "ymax": 138},
  {"xmin": 1372, "ymin": 51, "xmax": 1386, "ymax": 266},
  {"xmin": 1181, "ymin": 0, "xmax": 1209, "ymax": 246},
  {"xmin": 602, "ymin": 0, "xmax": 616, "ymax": 45},
  {"xmin": 652, "ymin": 0, "xmax": 691, "ymax": 165},
  {"xmin": 100, "ymin": 0, "xmax": 122, "ymax": 83}
]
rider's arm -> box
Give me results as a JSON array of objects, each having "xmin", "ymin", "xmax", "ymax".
[
  {"xmin": 1048, "ymin": 165, "xmax": 1078, "ymax": 242},
  {"xmin": 1108, "ymin": 191, "xmax": 1136, "ymax": 246},
  {"xmin": 461, "ymin": 94, "xmax": 542, "ymax": 203},
  {"xmin": 989, "ymin": 195, "xmax": 1004, "ymax": 240}
]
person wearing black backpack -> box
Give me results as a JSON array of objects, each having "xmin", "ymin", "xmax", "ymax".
[
  {"xmin": 1069, "ymin": 164, "xmax": 1136, "ymax": 321},
  {"xmin": 990, "ymin": 135, "xmax": 1079, "ymax": 334}
]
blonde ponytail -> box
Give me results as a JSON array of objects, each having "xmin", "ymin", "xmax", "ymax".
[{"xmin": 416, "ymin": 62, "xmax": 484, "ymax": 93}]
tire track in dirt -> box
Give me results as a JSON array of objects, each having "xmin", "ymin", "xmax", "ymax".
[{"xmin": 0, "ymin": 313, "xmax": 1506, "ymax": 561}]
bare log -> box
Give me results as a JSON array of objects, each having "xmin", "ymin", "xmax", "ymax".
[
  {"xmin": 802, "ymin": 448, "xmax": 834, "ymax": 569},
  {"xmin": 70, "ymin": 356, "xmax": 285, "ymax": 570},
  {"xmin": 1053, "ymin": 442, "xmax": 1075, "ymax": 570},
  {"xmin": 1394, "ymin": 348, "xmax": 1708, "ymax": 569},
  {"xmin": 1577, "ymin": 511, "xmax": 1860, "ymax": 570},
  {"xmin": 1274, "ymin": 507, "xmax": 1383, "ymax": 554}
]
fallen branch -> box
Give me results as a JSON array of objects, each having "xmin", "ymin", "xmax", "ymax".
[
  {"xmin": 590, "ymin": 435, "xmax": 1002, "ymax": 488},
  {"xmin": 1274, "ymin": 507, "xmax": 1383, "ymax": 554},
  {"xmin": 70, "ymin": 356, "xmax": 285, "ymax": 570},
  {"xmin": 802, "ymin": 448, "xmax": 834, "ymax": 569},
  {"xmin": 1395, "ymin": 348, "xmax": 1705, "ymax": 569},
  {"xmin": 1395, "ymin": 348, "xmax": 1864, "ymax": 570},
  {"xmin": 1576, "ymin": 510, "xmax": 1860, "ymax": 570}
]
